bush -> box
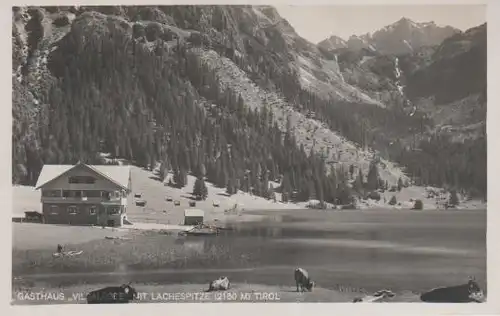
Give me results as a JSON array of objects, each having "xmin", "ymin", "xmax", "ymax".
[
  {"xmin": 52, "ymin": 14, "xmax": 70, "ymax": 27},
  {"xmin": 160, "ymin": 28, "xmax": 177, "ymax": 41},
  {"xmin": 131, "ymin": 7, "xmax": 176, "ymax": 25},
  {"xmin": 132, "ymin": 23, "xmax": 146, "ymax": 39},
  {"xmin": 187, "ymin": 31, "xmax": 203, "ymax": 46},
  {"xmin": 412, "ymin": 199, "xmax": 423, "ymax": 210},
  {"xmin": 145, "ymin": 22, "xmax": 163, "ymax": 42},
  {"xmin": 389, "ymin": 195, "xmax": 397, "ymax": 206}
]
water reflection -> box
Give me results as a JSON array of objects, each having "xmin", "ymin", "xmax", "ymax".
[{"xmin": 19, "ymin": 209, "xmax": 486, "ymax": 294}]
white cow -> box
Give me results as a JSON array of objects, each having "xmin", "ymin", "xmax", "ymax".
[
  {"xmin": 208, "ymin": 276, "xmax": 231, "ymax": 292},
  {"xmin": 294, "ymin": 268, "xmax": 315, "ymax": 292}
]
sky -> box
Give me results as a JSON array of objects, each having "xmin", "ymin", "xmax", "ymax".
[{"xmin": 275, "ymin": 5, "xmax": 486, "ymax": 43}]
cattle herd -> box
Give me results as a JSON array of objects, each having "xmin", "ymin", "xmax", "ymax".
[{"xmin": 83, "ymin": 268, "xmax": 484, "ymax": 304}]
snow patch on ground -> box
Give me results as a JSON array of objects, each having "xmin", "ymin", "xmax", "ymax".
[
  {"xmin": 403, "ymin": 40, "xmax": 414, "ymax": 52},
  {"xmin": 392, "ymin": 57, "xmax": 409, "ymax": 102},
  {"xmin": 359, "ymin": 56, "xmax": 374, "ymax": 66},
  {"xmin": 394, "ymin": 57, "xmax": 401, "ymax": 79}
]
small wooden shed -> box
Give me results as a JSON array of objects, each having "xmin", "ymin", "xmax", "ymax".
[{"xmin": 184, "ymin": 208, "xmax": 204, "ymax": 225}]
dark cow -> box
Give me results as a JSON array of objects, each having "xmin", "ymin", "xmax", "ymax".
[
  {"xmin": 420, "ymin": 278, "xmax": 484, "ymax": 303},
  {"xmin": 207, "ymin": 276, "xmax": 231, "ymax": 292},
  {"xmin": 86, "ymin": 283, "xmax": 137, "ymax": 304},
  {"xmin": 294, "ymin": 268, "xmax": 315, "ymax": 292}
]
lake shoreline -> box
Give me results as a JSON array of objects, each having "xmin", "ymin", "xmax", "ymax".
[
  {"xmin": 11, "ymin": 282, "xmax": 423, "ymax": 304},
  {"xmin": 12, "ymin": 208, "xmax": 486, "ymax": 303}
]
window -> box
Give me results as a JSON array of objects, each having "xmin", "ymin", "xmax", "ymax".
[
  {"xmin": 84, "ymin": 190, "xmax": 101, "ymax": 198},
  {"xmin": 74, "ymin": 191, "xmax": 82, "ymax": 198},
  {"xmin": 68, "ymin": 206, "xmax": 78, "ymax": 215},
  {"xmin": 62, "ymin": 190, "xmax": 71, "ymax": 198},
  {"xmin": 89, "ymin": 206, "xmax": 97, "ymax": 215},
  {"xmin": 69, "ymin": 176, "xmax": 96, "ymax": 184},
  {"xmin": 101, "ymin": 191, "xmax": 111, "ymax": 200},
  {"xmin": 50, "ymin": 205, "xmax": 58, "ymax": 215},
  {"xmin": 108, "ymin": 207, "xmax": 120, "ymax": 215},
  {"xmin": 42, "ymin": 190, "xmax": 61, "ymax": 197}
]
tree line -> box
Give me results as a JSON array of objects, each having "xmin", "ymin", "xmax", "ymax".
[
  {"xmin": 12, "ymin": 6, "xmax": 486, "ymax": 202},
  {"xmin": 13, "ymin": 16, "xmax": 360, "ymax": 206}
]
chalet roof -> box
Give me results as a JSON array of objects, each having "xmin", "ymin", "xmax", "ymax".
[
  {"xmin": 184, "ymin": 209, "xmax": 204, "ymax": 217},
  {"xmin": 35, "ymin": 164, "xmax": 131, "ymax": 190}
]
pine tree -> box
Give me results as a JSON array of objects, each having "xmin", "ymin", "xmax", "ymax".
[
  {"xmin": 329, "ymin": 166, "xmax": 338, "ymax": 204},
  {"xmin": 173, "ymin": 168, "xmax": 182, "ymax": 188},
  {"xmin": 367, "ymin": 161, "xmax": 380, "ymax": 191},
  {"xmin": 193, "ymin": 177, "xmax": 203, "ymax": 200},
  {"xmin": 349, "ymin": 164, "xmax": 355, "ymax": 179},
  {"xmin": 226, "ymin": 177, "xmax": 235, "ymax": 196},
  {"xmin": 159, "ymin": 158, "xmax": 169, "ymax": 182},
  {"xmin": 448, "ymin": 190, "xmax": 459, "ymax": 207},
  {"xmin": 192, "ymin": 176, "xmax": 208, "ymax": 200},
  {"xmin": 353, "ymin": 169, "xmax": 364, "ymax": 193},
  {"xmin": 281, "ymin": 173, "xmax": 292, "ymax": 203},
  {"xmin": 199, "ymin": 163, "xmax": 206, "ymax": 178},
  {"xmin": 201, "ymin": 178, "xmax": 208, "ymax": 200},
  {"xmin": 174, "ymin": 167, "xmax": 187, "ymax": 188},
  {"xmin": 397, "ymin": 177, "xmax": 403, "ymax": 192}
]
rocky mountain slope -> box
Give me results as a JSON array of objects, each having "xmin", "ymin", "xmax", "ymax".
[
  {"xmin": 317, "ymin": 35, "xmax": 347, "ymax": 51},
  {"xmin": 12, "ymin": 5, "xmax": 486, "ymax": 201},
  {"xmin": 322, "ymin": 22, "xmax": 486, "ymax": 137},
  {"xmin": 402, "ymin": 23, "xmax": 487, "ymax": 137},
  {"xmin": 319, "ymin": 17, "xmax": 460, "ymax": 55}
]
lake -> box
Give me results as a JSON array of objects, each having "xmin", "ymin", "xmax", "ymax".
[
  {"xmin": 215, "ymin": 208, "xmax": 487, "ymax": 293},
  {"xmin": 13, "ymin": 208, "xmax": 487, "ymax": 295}
]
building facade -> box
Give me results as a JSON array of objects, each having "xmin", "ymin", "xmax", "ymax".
[
  {"xmin": 35, "ymin": 163, "xmax": 132, "ymax": 227},
  {"xmin": 184, "ymin": 208, "xmax": 204, "ymax": 225}
]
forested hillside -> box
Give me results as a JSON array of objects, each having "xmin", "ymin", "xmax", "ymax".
[{"xmin": 12, "ymin": 5, "xmax": 487, "ymax": 203}]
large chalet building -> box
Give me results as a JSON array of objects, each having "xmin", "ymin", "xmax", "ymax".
[{"xmin": 35, "ymin": 163, "xmax": 132, "ymax": 227}]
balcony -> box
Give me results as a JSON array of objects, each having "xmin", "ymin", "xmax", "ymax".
[
  {"xmin": 41, "ymin": 196, "xmax": 127, "ymax": 205},
  {"xmin": 42, "ymin": 189, "xmax": 127, "ymax": 202}
]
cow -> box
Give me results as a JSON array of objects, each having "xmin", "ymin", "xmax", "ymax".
[
  {"xmin": 294, "ymin": 268, "xmax": 315, "ymax": 292},
  {"xmin": 86, "ymin": 283, "xmax": 137, "ymax": 304},
  {"xmin": 420, "ymin": 278, "xmax": 484, "ymax": 303},
  {"xmin": 207, "ymin": 276, "xmax": 231, "ymax": 292}
]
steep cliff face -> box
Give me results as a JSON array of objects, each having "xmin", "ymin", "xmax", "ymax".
[
  {"xmin": 369, "ymin": 18, "xmax": 460, "ymax": 55},
  {"xmin": 321, "ymin": 22, "xmax": 486, "ymax": 136},
  {"xmin": 12, "ymin": 5, "xmax": 486, "ymax": 198}
]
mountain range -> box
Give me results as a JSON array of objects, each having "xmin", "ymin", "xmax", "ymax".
[
  {"xmin": 318, "ymin": 17, "xmax": 461, "ymax": 55},
  {"xmin": 12, "ymin": 6, "xmax": 487, "ymax": 203}
]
